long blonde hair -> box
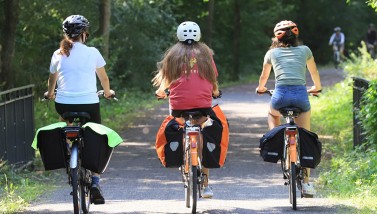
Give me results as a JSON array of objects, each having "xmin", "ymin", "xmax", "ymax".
[{"xmin": 152, "ymin": 42, "xmax": 217, "ymax": 89}]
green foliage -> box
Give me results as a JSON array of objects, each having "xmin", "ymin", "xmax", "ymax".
[
  {"xmin": 0, "ymin": 162, "xmax": 56, "ymax": 213},
  {"xmin": 359, "ymin": 80, "xmax": 377, "ymax": 148},
  {"xmin": 4, "ymin": 0, "xmax": 377, "ymax": 93},
  {"xmin": 312, "ymin": 46, "xmax": 377, "ymax": 212}
]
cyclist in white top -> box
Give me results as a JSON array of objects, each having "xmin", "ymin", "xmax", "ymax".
[
  {"xmin": 45, "ymin": 14, "xmax": 114, "ymax": 205},
  {"xmin": 328, "ymin": 27, "xmax": 345, "ymax": 59}
]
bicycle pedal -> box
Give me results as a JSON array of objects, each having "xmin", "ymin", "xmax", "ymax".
[
  {"xmin": 284, "ymin": 182, "xmax": 288, "ymax": 186},
  {"xmin": 70, "ymin": 191, "xmax": 73, "ymax": 196}
]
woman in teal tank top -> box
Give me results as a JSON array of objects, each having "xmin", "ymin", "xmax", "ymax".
[{"xmin": 256, "ymin": 20, "xmax": 322, "ymax": 197}]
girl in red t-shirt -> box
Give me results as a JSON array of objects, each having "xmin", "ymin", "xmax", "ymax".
[{"xmin": 152, "ymin": 21, "xmax": 220, "ymax": 198}]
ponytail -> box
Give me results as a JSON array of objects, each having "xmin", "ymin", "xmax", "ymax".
[{"xmin": 59, "ymin": 37, "xmax": 73, "ymax": 56}]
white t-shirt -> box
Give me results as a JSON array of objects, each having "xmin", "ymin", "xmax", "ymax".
[{"xmin": 49, "ymin": 42, "xmax": 106, "ymax": 104}]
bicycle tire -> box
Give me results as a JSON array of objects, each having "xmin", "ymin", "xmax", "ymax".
[
  {"xmin": 289, "ymin": 162, "xmax": 297, "ymax": 210},
  {"xmin": 190, "ymin": 166, "xmax": 198, "ymax": 214},
  {"xmin": 71, "ymin": 167, "xmax": 80, "ymax": 214},
  {"xmin": 185, "ymin": 171, "xmax": 190, "ymax": 208},
  {"xmin": 80, "ymin": 169, "xmax": 91, "ymax": 213}
]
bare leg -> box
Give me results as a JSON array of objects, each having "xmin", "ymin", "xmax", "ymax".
[
  {"xmin": 294, "ymin": 110, "xmax": 311, "ymax": 183},
  {"xmin": 202, "ymin": 167, "xmax": 209, "ymax": 187},
  {"xmin": 268, "ymin": 106, "xmax": 281, "ymax": 130}
]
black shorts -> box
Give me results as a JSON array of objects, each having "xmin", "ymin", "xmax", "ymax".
[
  {"xmin": 171, "ymin": 107, "xmax": 212, "ymax": 118},
  {"xmin": 55, "ymin": 102, "xmax": 101, "ymax": 123}
]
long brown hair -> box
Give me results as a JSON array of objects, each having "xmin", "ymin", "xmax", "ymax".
[
  {"xmin": 59, "ymin": 34, "xmax": 83, "ymax": 56},
  {"xmin": 152, "ymin": 42, "xmax": 217, "ymax": 89},
  {"xmin": 269, "ymin": 35, "xmax": 301, "ymax": 49}
]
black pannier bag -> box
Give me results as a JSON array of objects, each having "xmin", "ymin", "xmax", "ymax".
[
  {"xmin": 259, "ymin": 124, "xmax": 322, "ymax": 167},
  {"xmin": 259, "ymin": 124, "xmax": 289, "ymax": 163},
  {"xmin": 82, "ymin": 126, "xmax": 114, "ymax": 174},
  {"xmin": 298, "ymin": 128, "xmax": 322, "ymax": 168},
  {"xmin": 201, "ymin": 115, "xmax": 223, "ymax": 168},
  {"xmin": 155, "ymin": 116, "xmax": 184, "ymax": 168},
  {"xmin": 163, "ymin": 119, "xmax": 184, "ymax": 167},
  {"xmin": 37, "ymin": 127, "xmax": 68, "ymax": 170}
]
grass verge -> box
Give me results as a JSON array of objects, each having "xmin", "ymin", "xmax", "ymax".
[{"xmin": 311, "ymin": 46, "xmax": 377, "ymax": 213}]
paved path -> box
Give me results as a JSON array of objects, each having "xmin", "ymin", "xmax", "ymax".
[{"xmin": 22, "ymin": 68, "xmax": 350, "ymax": 213}]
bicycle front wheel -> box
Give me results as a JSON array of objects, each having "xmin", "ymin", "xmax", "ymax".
[{"xmin": 289, "ymin": 162, "xmax": 297, "ymax": 210}]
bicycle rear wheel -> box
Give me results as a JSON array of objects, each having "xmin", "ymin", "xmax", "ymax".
[
  {"xmin": 71, "ymin": 167, "xmax": 80, "ymax": 214},
  {"xmin": 80, "ymin": 169, "xmax": 91, "ymax": 213},
  {"xmin": 289, "ymin": 162, "xmax": 297, "ymax": 210},
  {"xmin": 190, "ymin": 166, "xmax": 198, "ymax": 214}
]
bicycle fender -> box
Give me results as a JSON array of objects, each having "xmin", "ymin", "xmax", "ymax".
[{"xmin": 70, "ymin": 144, "xmax": 79, "ymax": 169}]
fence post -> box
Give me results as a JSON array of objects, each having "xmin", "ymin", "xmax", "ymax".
[{"xmin": 352, "ymin": 77, "xmax": 370, "ymax": 148}]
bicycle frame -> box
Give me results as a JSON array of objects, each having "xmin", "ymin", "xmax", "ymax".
[
  {"xmin": 62, "ymin": 115, "xmax": 92, "ymax": 214},
  {"xmin": 182, "ymin": 116, "xmax": 205, "ymax": 214},
  {"xmin": 281, "ymin": 110, "xmax": 303, "ymax": 210}
]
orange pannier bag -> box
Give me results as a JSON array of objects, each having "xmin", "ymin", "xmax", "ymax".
[
  {"xmin": 155, "ymin": 104, "xmax": 229, "ymax": 168},
  {"xmin": 155, "ymin": 116, "xmax": 184, "ymax": 167},
  {"xmin": 202, "ymin": 104, "xmax": 229, "ymax": 168}
]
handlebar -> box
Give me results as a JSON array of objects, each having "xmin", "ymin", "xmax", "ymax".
[
  {"xmin": 155, "ymin": 89, "xmax": 222, "ymax": 100},
  {"xmin": 42, "ymin": 90, "xmax": 118, "ymax": 101},
  {"xmin": 256, "ymin": 89, "xmax": 322, "ymax": 97}
]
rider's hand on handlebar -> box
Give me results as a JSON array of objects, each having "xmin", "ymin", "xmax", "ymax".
[
  {"xmin": 255, "ymin": 86, "xmax": 268, "ymax": 95},
  {"xmin": 307, "ymin": 86, "xmax": 322, "ymax": 96},
  {"xmin": 155, "ymin": 89, "xmax": 167, "ymax": 100},
  {"xmin": 212, "ymin": 90, "xmax": 222, "ymax": 99},
  {"xmin": 104, "ymin": 89, "xmax": 115, "ymax": 99},
  {"xmin": 43, "ymin": 91, "xmax": 55, "ymax": 100}
]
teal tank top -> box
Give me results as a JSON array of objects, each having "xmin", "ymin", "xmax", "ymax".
[{"xmin": 264, "ymin": 45, "xmax": 313, "ymax": 86}]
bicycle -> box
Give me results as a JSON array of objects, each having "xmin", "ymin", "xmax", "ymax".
[
  {"xmin": 179, "ymin": 111, "xmax": 206, "ymax": 214},
  {"xmin": 332, "ymin": 42, "xmax": 341, "ymax": 69},
  {"xmin": 42, "ymin": 90, "xmax": 116, "ymax": 214},
  {"xmin": 366, "ymin": 41, "xmax": 377, "ymax": 59},
  {"xmin": 258, "ymin": 89, "xmax": 320, "ymax": 210},
  {"xmin": 157, "ymin": 89, "xmax": 222, "ymax": 214}
]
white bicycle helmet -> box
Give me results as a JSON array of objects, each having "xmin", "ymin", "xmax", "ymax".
[
  {"xmin": 334, "ymin": 27, "xmax": 341, "ymax": 32},
  {"xmin": 177, "ymin": 21, "xmax": 201, "ymax": 44},
  {"xmin": 62, "ymin": 15, "xmax": 89, "ymax": 38}
]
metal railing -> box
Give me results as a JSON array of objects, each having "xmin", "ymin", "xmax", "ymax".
[
  {"xmin": 0, "ymin": 85, "xmax": 35, "ymax": 165},
  {"xmin": 352, "ymin": 77, "xmax": 370, "ymax": 148}
]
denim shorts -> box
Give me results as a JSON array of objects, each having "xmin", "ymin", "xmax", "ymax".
[{"xmin": 271, "ymin": 85, "xmax": 311, "ymax": 112}]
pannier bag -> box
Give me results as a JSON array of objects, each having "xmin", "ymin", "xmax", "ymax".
[
  {"xmin": 82, "ymin": 122, "xmax": 123, "ymax": 174},
  {"xmin": 155, "ymin": 116, "xmax": 184, "ymax": 167},
  {"xmin": 32, "ymin": 122, "xmax": 68, "ymax": 170},
  {"xmin": 259, "ymin": 124, "xmax": 322, "ymax": 168},
  {"xmin": 298, "ymin": 128, "xmax": 322, "ymax": 168},
  {"xmin": 32, "ymin": 122, "xmax": 123, "ymax": 173},
  {"xmin": 202, "ymin": 104, "xmax": 229, "ymax": 168},
  {"xmin": 259, "ymin": 124, "xmax": 288, "ymax": 163}
]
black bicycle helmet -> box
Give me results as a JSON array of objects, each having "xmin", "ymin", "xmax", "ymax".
[{"xmin": 62, "ymin": 15, "xmax": 89, "ymax": 38}]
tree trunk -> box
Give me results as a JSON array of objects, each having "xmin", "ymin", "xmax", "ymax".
[
  {"xmin": 205, "ymin": 0, "xmax": 214, "ymax": 47},
  {"xmin": 99, "ymin": 0, "xmax": 111, "ymax": 60},
  {"xmin": 232, "ymin": 0, "xmax": 241, "ymax": 81},
  {"xmin": 1, "ymin": 0, "xmax": 19, "ymax": 89}
]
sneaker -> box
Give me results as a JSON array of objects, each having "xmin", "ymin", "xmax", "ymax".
[
  {"xmin": 202, "ymin": 186, "xmax": 213, "ymax": 198},
  {"xmin": 90, "ymin": 184, "xmax": 105, "ymax": 204},
  {"xmin": 302, "ymin": 183, "xmax": 316, "ymax": 198}
]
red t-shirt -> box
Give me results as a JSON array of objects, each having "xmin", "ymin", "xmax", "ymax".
[{"xmin": 169, "ymin": 57, "xmax": 218, "ymax": 110}]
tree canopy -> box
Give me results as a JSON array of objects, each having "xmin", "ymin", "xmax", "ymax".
[{"xmin": 1, "ymin": 0, "xmax": 377, "ymax": 92}]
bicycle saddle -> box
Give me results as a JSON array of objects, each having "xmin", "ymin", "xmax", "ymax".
[
  {"xmin": 181, "ymin": 111, "xmax": 203, "ymax": 120},
  {"xmin": 279, "ymin": 106, "xmax": 302, "ymax": 117},
  {"xmin": 62, "ymin": 112, "xmax": 91, "ymax": 123}
]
